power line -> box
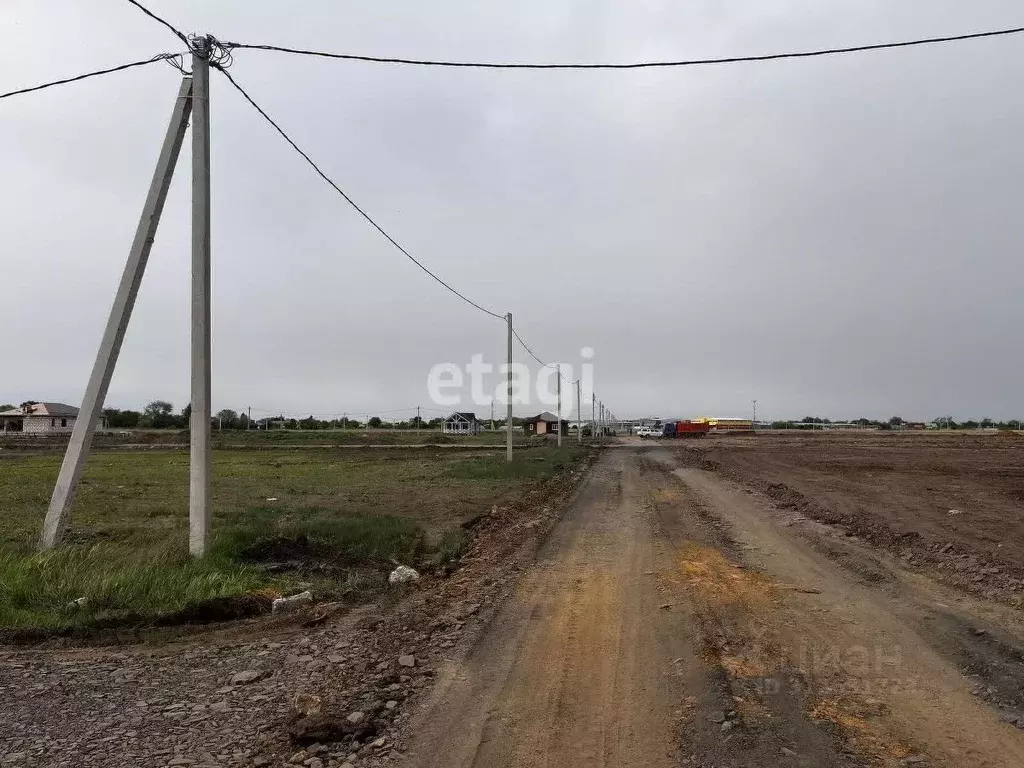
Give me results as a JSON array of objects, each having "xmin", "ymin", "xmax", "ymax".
[
  {"xmin": 124, "ymin": 0, "xmax": 191, "ymax": 47},
  {"xmin": 213, "ymin": 65, "xmax": 506, "ymax": 321},
  {"xmin": 512, "ymin": 328, "xmax": 577, "ymax": 385},
  {"xmin": 0, "ymin": 54, "xmax": 181, "ymax": 101},
  {"xmin": 226, "ymin": 25, "xmax": 1024, "ymax": 70},
  {"xmin": 513, "ymin": 328, "xmax": 550, "ymax": 368}
]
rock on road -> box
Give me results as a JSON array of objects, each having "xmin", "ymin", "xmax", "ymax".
[{"xmin": 403, "ymin": 446, "xmax": 1024, "ymax": 768}]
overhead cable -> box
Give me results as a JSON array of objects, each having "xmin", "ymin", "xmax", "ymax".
[
  {"xmin": 513, "ymin": 328, "xmax": 577, "ymax": 385},
  {"xmin": 213, "ymin": 66, "xmax": 506, "ymax": 321},
  {"xmin": 226, "ymin": 25, "xmax": 1024, "ymax": 70},
  {"xmin": 124, "ymin": 0, "xmax": 191, "ymax": 47},
  {"xmin": 0, "ymin": 54, "xmax": 182, "ymax": 101}
]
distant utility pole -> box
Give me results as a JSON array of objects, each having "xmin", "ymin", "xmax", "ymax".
[
  {"xmin": 576, "ymin": 379, "xmax": 582, "ymax": 444},
  {"xmin": 506, "ymin": 312, "xmax": 513, "ymax": 463},
  {"xmin": 248, "ymin": 406, "xmax": 252, "ymax": 430},
  {"xmin": 189, "ymin": 38, "xmax": 213, "ymax": 556},
  {"xmin": 40, "ymin": 76, "xmax": 195, "ymax": 551},
  {"xmin": 490, "ymin": 401, "xmax": 494, "ymax": 431},
  {"xmin": 343, "ymin": 412, "xmax": 347, "ymax": 430},
  {"xmin": 592, "ymin": 395, "xmax": 596, "ymax": 441},
  {"xmin": 556, "ymin": 364, "xmax": 562, "ymax": 448},
  {"xmin": 416, "ymin": 405, "xmax": 420, "ymax": 433},
  {"xmin": 752, "ymin": 399, "xmax": 757, "ymax": 427}
]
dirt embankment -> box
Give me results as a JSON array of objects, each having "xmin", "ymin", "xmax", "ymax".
[{"xmin": 682, "ymin": 432, "xmax": 1024, "ymax": 606}]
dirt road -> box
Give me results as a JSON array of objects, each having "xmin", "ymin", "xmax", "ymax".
[{"xmin": 404, "ymin": 446, "xmax": 1024, "ymax": 767}]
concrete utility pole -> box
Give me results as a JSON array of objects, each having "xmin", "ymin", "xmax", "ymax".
[
  {"xmin": 592, "ymin": 396, "xmax": 596, "ymax": 441},
  {"xmin": 490, "ymin": 401, "xmax": 494, "ymax": 431},
  {"xmin": 190, "ymin": 39, "xmax": 213, "ymax": 556},
  {"xmin": 506, "ymin": 312, "xmax": 513, "ymax": 463},
  {"xmin": 41, "ymin": 77, "xmax": 194, "ymax": 551},
  {"xmin": 752, "ymin": 399, "xmax": 757, "ymax": 428},
  {"xmin": 556, "ymin": 364, "xmax": 562, "ymax": 448},
  {"xmin": 416, "ymin": 405, "xmax": 420, "ymax": 434},
  {"xmin": 576, "ymin": 379, "xmax": 582, "ymax": 444}
]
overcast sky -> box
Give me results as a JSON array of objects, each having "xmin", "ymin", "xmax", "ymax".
[{"xmin": 3, "ymin": 1, "xmax": 1024, "ymax": 423}]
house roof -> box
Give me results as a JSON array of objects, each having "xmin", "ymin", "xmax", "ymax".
[
  {"xmin": 445, "ymin": 411, "xmax": 479, "ymax": 422},
  {"xmin": 523, "ymin": 411, "xmax": 560, "ymax": 424},
  {"xmin": 0, "ymin": 402, "xmax": 80, "ymax": 418}
]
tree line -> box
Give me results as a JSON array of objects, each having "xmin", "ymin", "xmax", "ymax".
[
  {"xmin": 770, "ymin": 415, "xmax": 1020, "ymax": 430},
  {"xmin": 99, "ymin": 402, "xmax": 458, "ymax": 430}
]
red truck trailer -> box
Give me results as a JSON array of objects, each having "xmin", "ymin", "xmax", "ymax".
[{"xmin": 674, "ymin": 420, "xmax": 711, "ymax": 438}]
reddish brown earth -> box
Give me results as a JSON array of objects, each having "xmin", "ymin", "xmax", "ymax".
[
  {"xmin": 688, "ymin": 431, "xmax": 1024, "ymax": 605},
  {"xmin": 404, "ymin": 438, "xmax": 1024, "ymax": 767}
]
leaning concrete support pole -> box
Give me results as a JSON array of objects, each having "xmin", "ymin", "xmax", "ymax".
[
  {"xmin": 190, "ymin": 41, "xmax": 213, "ymax": 556},
  {"xmin": 41, "ymin": 77, "xmax": 194, "ymax": 550}
]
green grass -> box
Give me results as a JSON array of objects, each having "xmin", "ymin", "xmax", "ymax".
[
  {"xmin": 212, "ymin": 507, "xmax": 425, "ymax": 566},
  {"xmin": 449, "ymin": 445, "xmax": 586, "ymax": 480},
  {"xmin": 0, "ymin": 444, "xmax": 585, "ymax": 630},
  {"xmin": 0, "ymin": 543, "xmax": 267, "ymax": 629},
  {"xmin": 431, "ymin": 526, "xmax": 472, "ymax": 569}
]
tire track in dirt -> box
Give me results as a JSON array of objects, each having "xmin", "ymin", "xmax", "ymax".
[
  {"xmin": 403, "ymin": 449, "xmax": 692, "ymax": 767},
  {"xmin": 403, "ymin": 448, "xmax": 876, "ymax": 767},
  {"xmin": 663, "ymin": 452, "xmax": 1024, "ymax": 767}
]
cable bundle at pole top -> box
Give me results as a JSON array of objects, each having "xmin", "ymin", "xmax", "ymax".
[{"xmin": 6, "ymin": 0, "xmax": 1024, "ymax": 408}]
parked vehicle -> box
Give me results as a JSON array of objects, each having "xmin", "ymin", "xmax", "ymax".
[
  {"xmin": 673, "ymin": 420, "xmax": 711, "ymax": 438},
  {"xmin": 636, "ymin": 421, "xmax": 711, "ymax": 438}
]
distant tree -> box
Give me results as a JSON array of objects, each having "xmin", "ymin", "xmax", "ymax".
[
  {"xmin": 0, "ymin": 404, "xmax": 13, "ymax": 411},
  {"xmin": 103, "ymin": 408, "xmax": 141, "ymax": 428},
  {"xmin": 216, "ymin": 409, "xmax": 239, "ymax": 428},
  {"xmin": 368, "ymin": 416, "xmax": 383, "ymax": 428},
  {"xmin": 181, "ymin": 403, "xmax": 192, "ymax": 428},
  {"xmin": 238, "ymin": 409, "xmax": 251, "ymax": 430},
  {"xmin": 144, "ymin": 400, "xmax": 173, "ymax": 417},
  {"xmin": 427, "ymin": 417, "xmax": 443, "ymax": 428},
  {"xmin": 962, "ymin": 419, "xmax": 980, "ymax": 429},
  {"xmin": 19, "ymin": 400, "xmax": 39, "ymax": 411},
  {"xmin": 981, "ymin": 417, "xmax": 994, "ymax": 428},
  {"xmin": 142, "ymin": 400, "xmax": 175, "ymax": 428},
  {"xmin": 888, "ymin": 416, "xmax": 904, "ymax": 426},
  {"xmin": 299, "ymin": 415, "xmax": 319, "ymax": 430}
]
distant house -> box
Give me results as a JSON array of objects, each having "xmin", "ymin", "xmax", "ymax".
[
  {"xmin": 0, "ymin": 402, "xmax": 104, "ymax": 435},
  {"xmin": 443, "ymin": 411, "xmax": 482, "ymax": 435},
  {"xmin": 523, "ymin": 411, "xmax": 567, "ymax": 437}
]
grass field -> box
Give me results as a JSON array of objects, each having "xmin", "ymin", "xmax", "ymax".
[
  {"xmin": 0, "ymin": 428, "xmax": 535, "ymax": 451},
  {"xmin": 0, "ymin": 444, "xmax": 588, "ymax": 630}
]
